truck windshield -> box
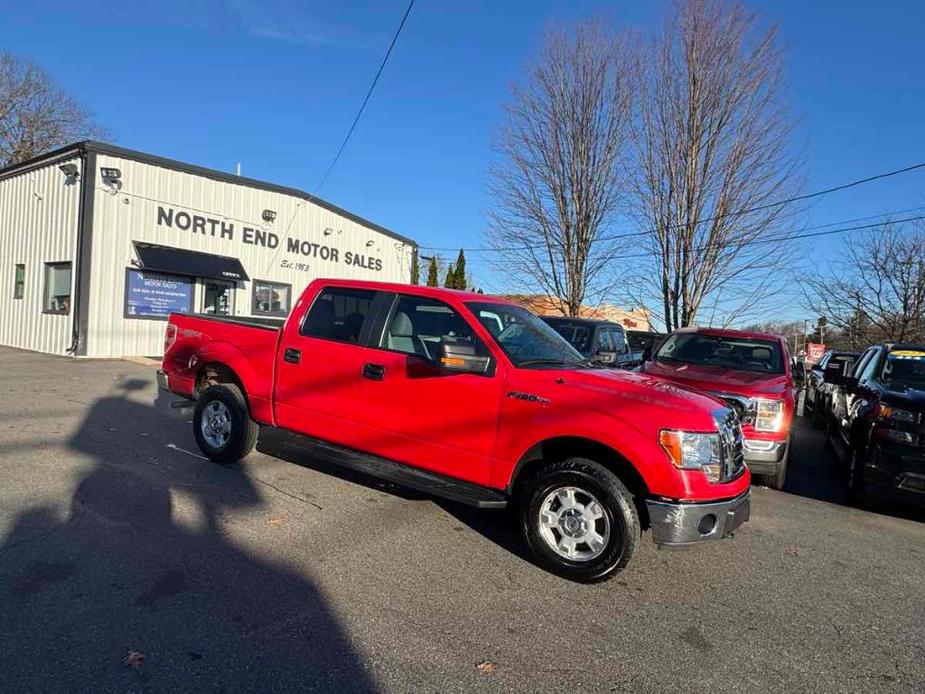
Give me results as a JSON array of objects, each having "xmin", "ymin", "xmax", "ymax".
[
  {"xmin": 466, "ymin": 302, "xmax": 588, "ymax": 368},
  {"xmin": 655, "ymin": 333, "xmax": 784, "ymax": 374},
  {"xmin": 882, "ymin": 349, "xmax": 925, "ymax": 389}
]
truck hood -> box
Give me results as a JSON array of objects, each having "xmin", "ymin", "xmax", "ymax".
[
  {"xmin": 642, "ymin": 360, "xmax": 790, "ymax": 398},
  {"xmin": 882, "ymin": 385, "xmax": 925, "ymax": 408},
  {"xmin": 556, "ymin": 367, "xmax": 725, "ymax": 431}
]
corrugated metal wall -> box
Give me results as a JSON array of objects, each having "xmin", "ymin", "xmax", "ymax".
[
  {"xmin": 0, "ymin": 156, "xmax": 82, "ymax": 355},
  {"xmin": 86, "ymin": 154, "xmax": 414, "ymax": 357}
]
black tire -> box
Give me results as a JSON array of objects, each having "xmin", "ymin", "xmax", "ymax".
[
  {"xmin": 846, "ymin": 448, "xmax": 866, "ymax": 501},
  {"xmin": 519, "ymin": 458, "xmax": 640, "ymax": 583},
  {"xmin": 761, "ymin": 449, "xmax": 788, "ymax": 490},
  {"xmin": 193, "ymin": 384, "xmax": 259, "ymax": 463}
]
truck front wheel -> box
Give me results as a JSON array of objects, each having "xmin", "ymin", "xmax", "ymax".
[
  {"xmin": 193, "ymin": 384, "xmax": 259, "ymax": 463},
  {"xmin": 520, "ymin": 458, "xmax": 640, "ymax": 583}
]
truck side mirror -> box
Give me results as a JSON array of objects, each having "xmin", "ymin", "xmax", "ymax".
[
  {"xmin": 438, "ymin": 337, "xmax": 491, "ymax": 375},
  {"xmin": 822, "ymin": 361, "xmax": 845, "ymax": 385}
]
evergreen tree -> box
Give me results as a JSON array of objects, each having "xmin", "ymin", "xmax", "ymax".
[
  {"xmin": 443, "ymin": 266, "xmax": 456, "ymax": 288},
  {"xmin": 426, "ymin": 256, "xmax": 439, "ymax": 287},
  {"xmin": 453, "ymin": 249, "xmax": 467, "ymax": 289},
  {"xmin": 410, "ymin": 248, "xmax": 420, "ymax": 285}
]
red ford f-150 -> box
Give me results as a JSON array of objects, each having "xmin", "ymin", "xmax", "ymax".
[
  {"xmin": 160, "ymin": 279, "xmax": 750, "ymax": 582},
  {"xmin": 641, "ymin": 327, "xmax": 796, "ymax": 489}
]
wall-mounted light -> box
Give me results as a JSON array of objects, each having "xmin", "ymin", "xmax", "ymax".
[
  {"xmin": 100, "ymin": 167, "xmax": 122, "ymax": 191},
  {"xmin": 58, "ymin": 163, "xmax": 79, "ymax": 184},
  {"xmin": 365, "ymin": 240, "xmax": 375, "ymax": 247},
  {"xmin": 323, "ymin": 227, "xmax": 334, "ymax": 236},
  {"xmin": 262, "ymin": 209, "xmax": 277, "ymax": 223}
]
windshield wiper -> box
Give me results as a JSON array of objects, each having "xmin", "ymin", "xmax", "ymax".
[{"xmin": 519, "ymin": 358, "xmax": 589, "ymax": 369}]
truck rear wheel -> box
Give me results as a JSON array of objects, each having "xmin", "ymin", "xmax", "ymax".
[
  {"xmin": 193, "ymin": 384, "xmax": 259, "ymax": 464},
  {"xmin": 520, "ymin": 458, "xmax": 640, "ymax": 583}
]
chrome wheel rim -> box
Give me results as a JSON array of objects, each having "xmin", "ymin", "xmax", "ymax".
[
  {"xmin": 201, "ymin": 401, "xmax": 231, "ymax": 449},
  {"xmin": 537, "ymin": 486, "xmax": 610, "ymax": 561}
]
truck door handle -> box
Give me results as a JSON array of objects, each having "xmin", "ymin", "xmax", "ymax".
[
  {"xmin": 362, "ymin": 363, "xmax": 385, "ymax": 381},
  {"xmin": 283, "ymin": 347, "xmax": 301, "ymax": 364}
]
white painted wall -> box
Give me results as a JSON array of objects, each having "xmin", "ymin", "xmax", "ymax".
[
  {"xmin": 85, "ymin": 153, "xmax": 413, "ymax": 357},
  {"xmin": 0, "ymin": 156, "xmax": 82, "ymax": 355}
]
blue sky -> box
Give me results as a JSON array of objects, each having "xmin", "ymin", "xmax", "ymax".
[{"xmin": 2, "ymin": 0, "xmax": 924, "ymax": 317}]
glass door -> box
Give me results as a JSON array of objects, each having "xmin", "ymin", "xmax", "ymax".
[{"xmin": 201, "ymin": 280, "xmax": 235, "ymax": 315}]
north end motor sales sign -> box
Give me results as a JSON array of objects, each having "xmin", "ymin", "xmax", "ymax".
[{"xmin": 156, "ymin": 205, "xmax": 384, "ymax": 272}]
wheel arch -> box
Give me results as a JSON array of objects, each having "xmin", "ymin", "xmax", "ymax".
[{"xmin": 508, "ymin": 436, "xmax": 651, "ymax": 528}]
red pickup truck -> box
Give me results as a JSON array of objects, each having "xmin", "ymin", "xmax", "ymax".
[
  {"xmin": 641, "ymin": 327, "xmax": 796, "ymax": 489},
  {"xmin": 160, "ymin": 279, "xmax": 750, "ymax": 582}
]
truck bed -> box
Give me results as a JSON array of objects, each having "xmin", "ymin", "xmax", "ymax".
[{"xmin": 162, "ymin": 312, "xmax": 283, "ymax": 423}]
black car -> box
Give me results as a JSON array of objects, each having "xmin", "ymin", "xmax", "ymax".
[
  {"xmin": 824, "ymin": 343, "xmax": 925, "ymax": 505},
  {"xmin": 803, "ymin": 349, "xmax": 859, "ymax": 425},
  {"xmin": 626, "ymin": 330, "xmax": 666, "ymax": 359},
  {"xmin": 541, "ymin": 317, "xmax": 642, "ymax": 368}
]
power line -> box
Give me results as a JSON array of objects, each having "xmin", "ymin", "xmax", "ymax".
[
  {"xmin": 419, "ymin": 161, "xmax": 925, "ymax": 252},
  {"xmin": 316, "ymin": 0, "xmax": 415, "ymax": 192},
  {"xmin": 472, "ymin": 206, "xmax": 925, "ymax": 263}
]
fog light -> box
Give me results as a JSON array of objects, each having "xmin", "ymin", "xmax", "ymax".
[{"xmin": 698, "ymin": 514, "xmax": 717, "ymax": 535}]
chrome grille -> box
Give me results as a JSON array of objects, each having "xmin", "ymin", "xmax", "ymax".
[
  {"xmin": 714, "ymin": 409, "xmax": 745, "ymax": 481},
  {"xmin": 712, "ymin": 392, "xmax": 755, "ymax": 426}
]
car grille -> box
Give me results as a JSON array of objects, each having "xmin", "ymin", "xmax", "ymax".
[{"xmin": 715, "ymin": 409, "xmax": 746, "ymax": 481}]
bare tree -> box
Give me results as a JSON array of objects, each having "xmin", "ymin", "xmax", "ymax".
[
  {"xmin": 486, "ymin": 21, "xmax": 633, "ymax": 316},
  {"xmin": 628, "ymin": 0, "xmax": 802, "ymax": 331},
  {"xmin": 802, "ymin": 223, "xmax": 925, "ymax": 347},
  {"xmin": 0, "ymin": 53, "xmax": 107, "ymax": 167}
]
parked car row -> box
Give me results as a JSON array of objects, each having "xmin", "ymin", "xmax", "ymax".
[{"xmin": 809, "ymin": 344, "xmax": 925, "ymax": 506}]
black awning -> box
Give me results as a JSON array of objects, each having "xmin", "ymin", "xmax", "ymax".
[{"xmin": 133, "ymin": 242, "xmax": 249, "ymax": 282}]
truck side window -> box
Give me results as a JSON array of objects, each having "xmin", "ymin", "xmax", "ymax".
[
  {"xmin": 609, "ymin": 328, "xmax": 627, "ymax": 353},
  {"xmin": 595, "ymin": 329, "xmax": 613, "ymax": 353},
  {"xmin": 851, "ymin": 348, "xmax": 875, "ymax": 379},
  {"xmin": 302, "ymin": 287, "xmax": 377, "ymax": 344},
  {"xmin": 381, "ymin": 295, "xmax": 482, "ymax": 361},
  {"xmin": 858, "ymin": 348, "xmax": 881, "ymax": 383}
]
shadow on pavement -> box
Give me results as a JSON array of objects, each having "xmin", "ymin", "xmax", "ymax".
[{"xmin": 0, "ymin": 378, "xmax": 377, "ymax": 692}]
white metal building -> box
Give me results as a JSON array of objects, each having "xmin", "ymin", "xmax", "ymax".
[{"xmin": 0, "ymin": 141, "xmax": 416, "ymax": 357}]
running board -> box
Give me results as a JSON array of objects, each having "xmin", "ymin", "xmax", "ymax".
[{"xmin": 289, "ymin": 436, "xmax": 509, "ymax": 509}]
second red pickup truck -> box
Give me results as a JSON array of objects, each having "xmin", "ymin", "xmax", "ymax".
[{"xmin": 160, "ymin": 279, "xmax": 750, "ymax": 582}]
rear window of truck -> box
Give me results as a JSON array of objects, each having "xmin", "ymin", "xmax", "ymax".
[{"xmin": 302, "ymin": 287, "xmax": 376, "ymax": 344}]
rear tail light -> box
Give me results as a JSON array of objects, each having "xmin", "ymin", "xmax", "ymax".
[{"xmin": 164, "ymin": 323, "xmax": 177, "ymax": 353}]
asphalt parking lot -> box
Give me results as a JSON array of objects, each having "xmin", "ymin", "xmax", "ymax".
[{"xmin": 1, "ymin": 346, "xmax": 923, "ymax": 693}]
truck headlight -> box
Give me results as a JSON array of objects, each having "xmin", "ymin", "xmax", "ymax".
[
  {"xmin": 880, "ymin": 405, "xmax": 918, "ymax": 424},
  {"xmin": 658, "ymin": 430, "xmax": 722, "ymax": 483},
  {"xmin": 754, "ymin": 399, "xmax": 784, "ymax": 432}
]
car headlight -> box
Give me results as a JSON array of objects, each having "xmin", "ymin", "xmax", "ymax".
[
  {"xmin": 880, "ymin": 405, "xmax": 918, "ymax": 424},
  {"xmin": 658, "ymin": 430, "xmax": 721, "ymax": 483},
  {"xmin": 754, "ymin": 399, "xmax": 784, "ymax": 432}
]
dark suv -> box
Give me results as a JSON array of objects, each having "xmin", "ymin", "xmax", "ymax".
[
  {"xmin": 541, "ymin": 317, "xmax": 642, "ymax": 368},
  {"xmin": 804, "ymin": 350, "xmax": 859, "ymax": 425},
  {"xmin": 825, "ymin": 343, "xmax": 925, "ymax": 505}
]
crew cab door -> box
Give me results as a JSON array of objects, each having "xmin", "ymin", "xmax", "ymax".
[
  {"xmin": 274, "ymin": 286, "xmax": 388, "ymax": 446},
  {"xmin": 352, "ymin": 292, "xmax": 504, "ymax": 486}
]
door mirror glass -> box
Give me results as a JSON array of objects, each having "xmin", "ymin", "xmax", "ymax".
[{"xmin": 438, "ymin": 336, "xmax": 491, "ymax": 374}]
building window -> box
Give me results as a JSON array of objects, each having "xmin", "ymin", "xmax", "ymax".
[
  {"xmin": 13, "ymin": 264, "xmax": 25, "ymax": 299},
  {"xmin": 202, "ymin": 280, "xmax": 234, "ymax": 316},
  {"xmin": 43, "ymin": 262, "xmax": 72, "ymax": 314},
  {"xmin": 252, "ymin": 279, "xmax": 291, "ymax": 316},
  {"xmin": 124, "ymin": 269, "xmax": 194, "ymax": 320}
]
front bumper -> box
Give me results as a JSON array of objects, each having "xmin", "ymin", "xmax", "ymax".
[
  {"xmin": 742, "ymin": 438, "xmax": 788, "ymax": 476},
  {"xmin": 646, "ymin": 490, "xmax": 750, "ymax": 546}
]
